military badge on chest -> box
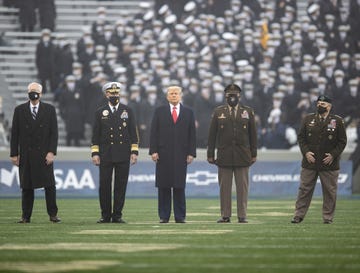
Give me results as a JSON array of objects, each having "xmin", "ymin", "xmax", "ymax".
[
  {"xmin": 327, "ymin": 119, "xmax": 336, "ymax": 139},
  {"xmin": 121, "ymin": 110, "xmax": 128, "ymax": 127},
  {"xmin": 102, "ymin": 110, "xmax": 109, "ymax": 119},
  {"xmin": 241, "ymin": 110, "xmax": 249, "ymax": 119}
]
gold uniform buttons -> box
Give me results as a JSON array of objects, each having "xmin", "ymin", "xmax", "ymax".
[
  {"xmin": 110, "ymin": 127, "xmax": 113, "ymax": 130},
  {"xmin": 111, "ymin": 142, "xmax": 114, "ymax": 145},
  {"xmin": 110, "ymin": 134, "xmax": 113, "ymax": 138}
]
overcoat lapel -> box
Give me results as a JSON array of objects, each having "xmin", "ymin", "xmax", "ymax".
[
  {"xmin": 35, "ymin": 102, "xmax": 45, "ymax": 124},
  {"xmin": 23, "ymin": 102, "xmax": 34, "ymax": 124}
]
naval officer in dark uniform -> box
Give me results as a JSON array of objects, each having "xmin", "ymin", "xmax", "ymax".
[
  {"xmin": 291, "ymin": 95, "xmax": 347, "ymax": 224},
  {"xmin": 207, "ymin": 84, "xmax": 257, "ymax": 223},
  {"xmin": 91, "ymin": 82, "xmax": 139, "ymax": 223}
]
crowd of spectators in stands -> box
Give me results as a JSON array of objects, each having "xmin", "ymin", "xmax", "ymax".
[
  {"xmin": 4, "ymin": 0, "xmax": 56, "ymax": 32},
  {"xmin": 7, "ymin": 0, "xmax": 360, "ymax": 148}
]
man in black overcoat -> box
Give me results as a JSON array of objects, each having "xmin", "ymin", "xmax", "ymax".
[
  {"xmin": 149, "ymin": 86, "xmax": 196, "ymax": 223},
  {"xmin": 10, "ymin": 82, "xmax": 60, "ymax": 223},
  {"xmin": 37, "ymin": 0, "xmax": 56, "ymax": 31},
  {"xmin": 35, "ymin": 29, "xmax": 56, "ymax": 94}
]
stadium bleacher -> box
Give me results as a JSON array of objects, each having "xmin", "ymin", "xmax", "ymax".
[
  {"xmin": 0, "ymin": 0, "xmax": 153, "ymax": 146},
  {"xmin": 0, "ymin": 0, "xmax": 357, "ymax": 150}
]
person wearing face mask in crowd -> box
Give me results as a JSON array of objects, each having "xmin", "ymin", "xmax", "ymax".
[
  {"xmin": 344, "ymin": 78, "xmax": 360, "ymax": 124},
  {"xmin": 91, "ymin": 82, "xmax": 139, "ymax": 223},
  {"xmin": 139, "ymin": 86, "xmax": 159, "ymax": 148},
  {"xmin": 58, "ymin": 75, "xmax": 85, "ymax": 146},
  {"xmin": 194, "ymin": 81, "xmax": 215, "ymax": 148},
  {"xmin": 35, "ymin": 29, "xmax": 56, "ymax": 94},
  {"xmin": 291, "ymin": 95, "xmax": 347, "ymax": 224},
  {"xmin": 54, "ymin": 35, "xmax": 74, "ymax": 90},
  {"xmin": 207, "ymin": 84, "xmax": 257, "ymax": 224},
  {"xmin": 329, "ymin": 69, "xmax": 349, "ymax": 117},
  {"xmin": 10, "ymin": 82, "xmax": 61, "ymax": 224}
]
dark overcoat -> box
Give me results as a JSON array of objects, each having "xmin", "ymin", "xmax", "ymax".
[
  {"xmin": 298, "ymin": 113, "xmax": 347, "ymax": 171},
  {"xmin": 36, "ymin": 40, "xmax": 56, "ymax": 79},
  {"xmin": 149, "ymin": 104, "xmax": 196, "ymax": 189},
  {"xmin": 10, "ymin": 101, "xmax": 58, "ymax": 189},
  {"xmin": 59, "ymin": 87, "xmax": 85, "ymax": 135}
]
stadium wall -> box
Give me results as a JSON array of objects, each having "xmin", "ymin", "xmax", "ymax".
[{"xmin": 0, "ymin": 148, "xmax": 358, "ymax": 196}]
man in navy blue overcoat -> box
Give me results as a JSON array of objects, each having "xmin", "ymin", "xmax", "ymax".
[{"xmin": 149, "ymin": 86, "xmax": 196, "ymax": 223}]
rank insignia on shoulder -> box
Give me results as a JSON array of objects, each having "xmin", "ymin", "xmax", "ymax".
[
  {"xmin": 121, "ymin": 111, "xmax": 128, "ymax": 119},
  {"xmin": 218, "ymin": 113, "xmax": 226, "ymax": 119}
]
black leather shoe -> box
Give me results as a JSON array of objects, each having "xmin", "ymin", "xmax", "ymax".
[
  {"xmin": 159, "ymin": 219, "xmax": 169, "ymax": 223},
  {"xmin": 50, "ymin": 216, "xmax": 61, "ymax": 223},
  {"xmin": 17, "ymin": 218, "xmax": 30, "ymax": 223},
  {"xmin": 238, "ymin": 217, "xmax": 248, "ymax": 223},
  {"xmin": 175, "ymin": 219, "xmax": 186, "ymax": 223},
  {"xmin": 323, "ymin": 219, "xmax": 333, "ymax": 224},
  {"xmin": 112, "ymin": 218, "xmax": 126, "ymax": 224},
  {"xmin": 291, "ymin": 216, "xmax": 303, "ymax": 224},
  {"xmin": 217, "ymin": 217, "xmax": 230, "ymax": 223},
  {"xmin": 97, "ymin": 218, "xmax": 110, "ymax": 223}
]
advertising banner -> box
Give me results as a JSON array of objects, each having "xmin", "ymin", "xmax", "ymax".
[{"xmin": 0, "ymin": 160, "xmax": 352, "ymax": 197}]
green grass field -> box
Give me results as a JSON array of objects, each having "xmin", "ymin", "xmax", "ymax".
[{"xmin": 1, "ymin": 197, "xmax": 360, "ymax": 273}]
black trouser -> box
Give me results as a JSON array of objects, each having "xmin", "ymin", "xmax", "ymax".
[
  {"xmin": 158, "ymin": 188, "xmax": 186, "ymax": 221},
  {"xmin": 99, "ymin": 161, "xmax": 130, "ymax": 220},
  {"xmin": 21, "ymin": 186, "xmax": 58, "ymax": 220}
]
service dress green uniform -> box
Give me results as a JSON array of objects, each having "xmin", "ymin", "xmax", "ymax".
[{"xmin": 294, "ymin": 112, "xmax": 347, "ymax": 222}]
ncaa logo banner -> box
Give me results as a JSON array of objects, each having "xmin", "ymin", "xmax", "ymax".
[{"xmin": 0, "ymin": 161, "xmax": 352, "ymax": 197}]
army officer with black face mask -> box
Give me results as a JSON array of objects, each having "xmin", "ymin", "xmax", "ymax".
[
  {"xmin": 91, "ymin": 82, "xmax": 139, "ymax": 224},
  {"xmin": 291, "ymin": 95, "xmax": 347, "ymax": 224},
  {"xmin": 207, "ymin": 84, "xmax": 257, "ymax": 224}
]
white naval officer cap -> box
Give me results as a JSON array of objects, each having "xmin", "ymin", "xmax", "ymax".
[{"xmin": 102, "ymin": 82, "xmax": 122, "ymax": 93}]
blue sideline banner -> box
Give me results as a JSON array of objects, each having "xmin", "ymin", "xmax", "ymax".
[{"xmin": 0, "ymin": 160, "xmax": 352, "ymax": 197}]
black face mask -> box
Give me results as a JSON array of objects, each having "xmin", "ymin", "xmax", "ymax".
[
  {"xmin": 108, "ymin": 96, "xmax": 119, "ymax": 106},
  {"xmin": 226, "ymin": 95, "xmax": 239, "ymax": 107},
  {"xmin": 317, "ymin": 105, "xmax": 327, "ymax": 114},
  {"xmin": 28, "ymin": 91, "xmax": 40, "ymax": 101}
]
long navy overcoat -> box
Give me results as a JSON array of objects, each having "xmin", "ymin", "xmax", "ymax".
[{"xmin": 149, "ymin": 104, "xmax": 196, "ymax": 189}]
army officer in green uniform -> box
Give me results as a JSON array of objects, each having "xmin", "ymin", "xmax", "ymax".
[
  {"xmin": 291, "ymin": 95, "xmax": 347, "ymax": 224},
  {"xmin": 91, "ymin": 82, "xmax": 139, "ymax": 223},
  {"xmin": 207, "ymin": 84, "xmax": 257, "ymax": 223}
]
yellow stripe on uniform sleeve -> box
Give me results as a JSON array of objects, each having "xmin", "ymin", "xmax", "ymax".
[
  {"xmin": 91, "ymin": 145, "xmax": 99, "ymax": 153},
  {"xmin": 131, "ymin": 144, "xmax": 139, "ymax": 151}
]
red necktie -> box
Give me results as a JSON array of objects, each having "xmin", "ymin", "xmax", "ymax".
[{"xmin": 172, "ymin": 106, "xmax": 178, "ymax": 123}]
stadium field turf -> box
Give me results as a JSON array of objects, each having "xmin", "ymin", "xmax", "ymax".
[{"xmin": 0, "ymin": 197, "xmax": 360, "ymax": 273}]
